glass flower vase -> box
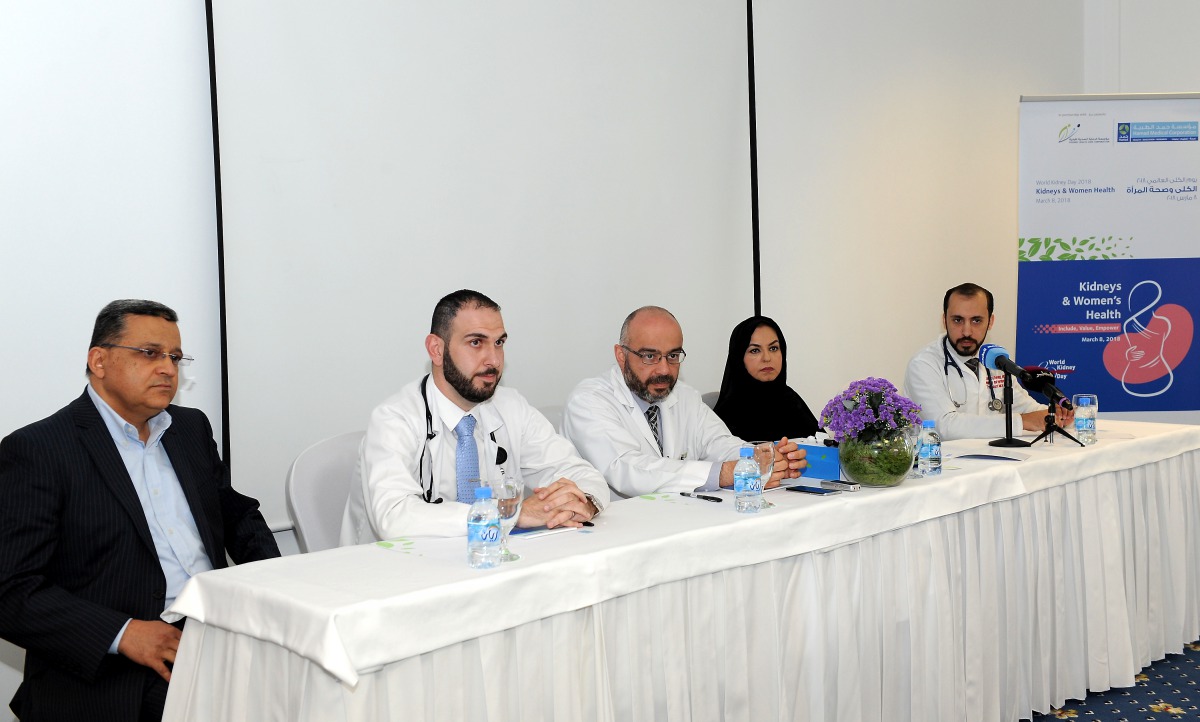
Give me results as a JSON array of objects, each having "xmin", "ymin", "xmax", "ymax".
[{"xmin": 838, "ymin": 426, "xmax": 918, "ymax": 488}]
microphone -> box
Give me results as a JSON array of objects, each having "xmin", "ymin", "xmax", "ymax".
[
  {"xmin": 1021, "ymin": 367, "xmax": 1074, "ymax": 411},
  {"xmin": 978, "ymin": 343, "xmax": 1031, "ymax": 382}
]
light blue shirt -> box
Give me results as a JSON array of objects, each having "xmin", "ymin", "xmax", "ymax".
[{"xmin": 87, "ymin": 385, "xmax": 213, "ymax": 653}]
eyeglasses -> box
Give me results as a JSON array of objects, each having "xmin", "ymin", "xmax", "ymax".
[
  {"xmin": 620, "ymin": 345, "xmax": 686, "ymax": 365},
  {"xmin": 100, "ymin": 344, "xmax": 194, "ymax": 367}
]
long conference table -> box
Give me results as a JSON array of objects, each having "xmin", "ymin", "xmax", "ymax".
[{"xmin": 162, "ymin": 420, "xmax": 1200, "ymax": 721}]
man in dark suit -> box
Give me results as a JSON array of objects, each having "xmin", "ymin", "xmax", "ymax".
[{"xmin": 0, "ymin": 299, "xmax": 280, "ymax": 722}]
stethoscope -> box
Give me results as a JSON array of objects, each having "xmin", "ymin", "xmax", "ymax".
[
  {"xmin": 418, "ymin": 374, "xmax": 508, "ymax": 503},
  {"xmin": 941, "ymin": 336, "xmax": 1003, "ymax": 412}
]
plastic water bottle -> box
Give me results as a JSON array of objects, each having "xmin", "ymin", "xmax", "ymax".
[
  {"xmin": 467, "ymin": 487, "xmax": 501, "ymax": 569},
  {"xmin": 733, "ymin": 446, "xmax": 762, "ymax": 513},
  {"xmin": 1074, "ymin": 396, "xmax": 1097, "ymax": 445},
  {"xmin": 917, "ymin": 420, "xmax": 942, "ymax": 476}
]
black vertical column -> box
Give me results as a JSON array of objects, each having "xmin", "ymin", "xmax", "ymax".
[
  {"xmin": 204, "ymin": 0, "xmax": 233, "ymax": 463},
  {"xmin": 746, "ymin": 0, "xmax": 762, "ymax": 316}
]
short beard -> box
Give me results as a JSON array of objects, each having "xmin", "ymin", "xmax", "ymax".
[
  {"xmin": 951, "ymin": 331, "xmax": 987, "ymax": 357},
  {"xmin": 443, "ymin": 347, "xmax": 499, "ymax": 403},
  {"xmin": 622, "ymin": 356, "xmax": 676, "ymax": 403}
]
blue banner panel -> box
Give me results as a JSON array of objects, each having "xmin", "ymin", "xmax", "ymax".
[{"xmin": 1016, "ymin": 258, "xmax": 1198, "ymax": 412}]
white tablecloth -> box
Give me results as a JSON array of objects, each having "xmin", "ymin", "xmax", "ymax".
[{"xmin": 163, "ymin": 420, "xmax": 1200, "ymax": 721}]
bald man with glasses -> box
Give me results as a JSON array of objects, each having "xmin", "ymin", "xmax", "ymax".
[{"xmin": 562, "ymin": 306, "xmax": 806, "ymax": 499}]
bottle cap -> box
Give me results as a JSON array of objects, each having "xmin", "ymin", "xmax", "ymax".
[
  {"xmin": 739, "ymin": 447, "xmax": 754, "ymax": 457},
  {"xmin": 922, "ymin": 419, "xmax": 936, "ymax": 428},
  {"xmin": 474, "ymin": 487, "xmax": 493, "ymax": 499}
]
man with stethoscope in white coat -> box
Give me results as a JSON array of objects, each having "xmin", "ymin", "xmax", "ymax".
[
  {"xmin": 340, "ymin": 289, "xmax": 608, "ymax": 543},
  {"xmin": 904, "ymin": 283, "xmax": 1072, "ymax": 441}
]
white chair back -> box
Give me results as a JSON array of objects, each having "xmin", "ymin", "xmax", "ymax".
[
  {"xmin": 285, "ymin": 430, "xmax": 364, "ymax": 553},
  {"xmin": 539, "ymin": 404, "xmax": 565, "ymax": 434}
]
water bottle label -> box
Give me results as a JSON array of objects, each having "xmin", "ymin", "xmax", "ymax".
[
  {"xmin": 734, "ymin": 472, "xmax": 760, "ymax": 494},
  {"xmin": 468, "ymin": 521, "xmax": 499, "ymax": 544}
]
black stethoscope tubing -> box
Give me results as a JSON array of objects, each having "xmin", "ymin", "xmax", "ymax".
[
  {"xmin": 941, "ymin": 336, "xmax": 1000, "ymax": 410},
  {"xmin": 418, "ymin": 374, "xmax": 508, "ymax": 503}
]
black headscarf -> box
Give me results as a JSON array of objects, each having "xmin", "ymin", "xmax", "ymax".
[{"xmin": 713, "ymin": 316, "xmax": 820, "ymax": 441}]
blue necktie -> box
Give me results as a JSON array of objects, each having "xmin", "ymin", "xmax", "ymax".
[{"xmin": 455, "ymin": 414, "xmax": 480, "ymax": 504}]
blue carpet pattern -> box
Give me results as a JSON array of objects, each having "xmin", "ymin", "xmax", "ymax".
[{"xmin": 1026, "ymin": 641, "xmax": 1200, "ymax": 721}]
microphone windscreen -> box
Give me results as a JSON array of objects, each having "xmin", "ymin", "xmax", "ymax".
[
  {"xmin": 978, "ymin": 343, "xmax": 1010, "ymax": 372},
  {"xmin": 1017, "ymin": 369, "xmax": 1072, "ymax": 409},
  {"xmin": 1019, "ymin": 370, "xmax": 1055, "ymax": 392}
]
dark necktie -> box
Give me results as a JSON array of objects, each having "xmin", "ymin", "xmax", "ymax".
[
  {"xmin": 965, "ymin": 358, "xmax": 981, "ymax": 377},
  {"xmin": 646, "ymin": 405, "xmax": 663, "ymax": 455}
]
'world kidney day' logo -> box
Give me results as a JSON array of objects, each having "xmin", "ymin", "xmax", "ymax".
[{"xmin": 1101, "ymin": 280, "xmax": 1194, "ymax": 397}]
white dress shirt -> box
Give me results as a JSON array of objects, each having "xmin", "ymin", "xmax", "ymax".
[
  {"xmin": 341, "ymin": 376, "xmax": 609, "ymax": 542},
  {"xmin": 903, "ymin": 336, "xmax": 1043, "ymax": 441},
  {"xmin": 562, "ymin": 365, "xmax": 744, "ymax": 498}
]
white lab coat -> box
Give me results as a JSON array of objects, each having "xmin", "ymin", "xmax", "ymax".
[
  {"xmin": 903, "ymin": 336, "xmax": 1043, "ymax": 441},
  {"xmin": 340, "ymin": 376, "xmax": 609, "ymax": 543},
  {"xmin": 562, "ymin": 365, "xmax": 744, "ymax": 498}
]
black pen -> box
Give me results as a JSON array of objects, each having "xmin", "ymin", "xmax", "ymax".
[{"xmin": 680, "ymin": 492, "xmax": 722, "ymax": 503}]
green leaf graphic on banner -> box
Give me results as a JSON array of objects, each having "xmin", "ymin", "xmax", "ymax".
[{"xmin": 1017, "ymin": 234, "xmax": 1134, "ymax": 261}]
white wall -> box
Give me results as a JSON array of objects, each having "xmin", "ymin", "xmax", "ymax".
[
  {"xmin": 0, "ymin": 2, "xmax": 221, "ymax": 716},
  {"xmin": 753, "ymin": 1, "xmax": 1087, "ymax": 414},
  {"xmin": 1110, "ymin": 1, "xmax": 1200, "ymax": 93},
  {"xmin": 211, "ymin": 1, "xmax": 755, "ymax": 528}
]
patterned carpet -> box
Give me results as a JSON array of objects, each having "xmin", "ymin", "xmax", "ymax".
[{"xmin": 1025, "ymin": 642, "xmax": 1200, "ymax": 721}]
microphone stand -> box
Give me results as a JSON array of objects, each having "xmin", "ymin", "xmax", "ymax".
[
  {"xmin": 989, "ymin": 371, "xmax": 1031, "ymax": 448},
  {"xmin": 1029, "ymin": 395, "xmax": 1084, "ymax": 447}
]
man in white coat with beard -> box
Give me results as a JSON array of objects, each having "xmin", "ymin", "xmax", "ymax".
[
  {"xmin": 341, "ymin": 289, "xmax": 607, "ymax": 543},
  {"xmin": 904, "ymin": 282, "xmax": 1072, "ymax": 441},
  {"xmin": 562, "ymin": 306, "xmax": 805, "ymax": 499}
]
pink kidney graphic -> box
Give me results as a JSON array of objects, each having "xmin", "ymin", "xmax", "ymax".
[{"xmin": 1103, "ymin": 280, "xmax": 1193, "ymax": 397}]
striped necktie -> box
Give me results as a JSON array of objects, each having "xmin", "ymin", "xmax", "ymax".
[{"xmin": 646, "ymin": 405, "xmax": 663, "ymax": 455}]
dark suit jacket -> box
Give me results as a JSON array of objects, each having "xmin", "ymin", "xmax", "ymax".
[{"xmin": 0, "ymin": 390, "xmax": 280, "ymax": 721}]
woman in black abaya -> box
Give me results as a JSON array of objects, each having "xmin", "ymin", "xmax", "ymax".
[{"xmin": 713, "ymin": 316, "xmax": 820, "ymax": 441}]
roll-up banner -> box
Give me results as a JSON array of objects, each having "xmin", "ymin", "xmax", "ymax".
[{"xmin": 1017, "ymin": 94, "xmax": 1199, "ymax": 415}]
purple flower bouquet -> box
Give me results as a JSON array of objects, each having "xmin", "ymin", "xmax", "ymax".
[{"xmin": 821, "ymin": 378, "xmax": 923, "ymax": 486}]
